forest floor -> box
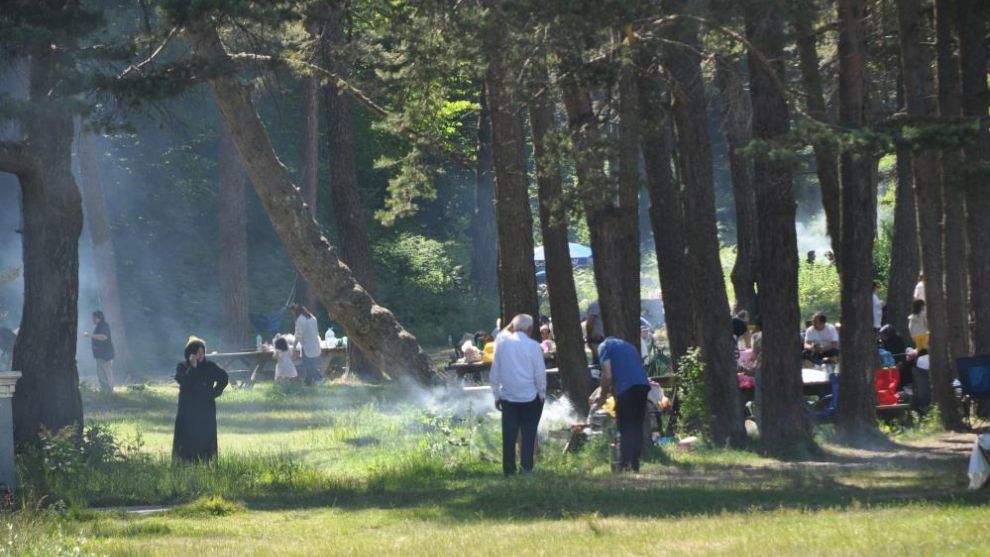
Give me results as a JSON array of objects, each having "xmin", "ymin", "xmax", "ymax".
[{"xmin": 4, "ymin": 382, "xmax": 988, "ymax": 556}]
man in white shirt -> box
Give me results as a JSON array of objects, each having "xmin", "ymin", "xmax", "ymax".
[
  {"xmin": 293, "ymin": 305, "xmax": 324, "ymax": 385},
  {"xmin": 802, "ymin": 312, "xmax": 840, "ymax": 366},
  {"xmin": 490, "ymin": 313, "xmax": 546, "ymax": 476}
]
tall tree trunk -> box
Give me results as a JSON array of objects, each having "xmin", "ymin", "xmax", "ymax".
[
  {"xmin": 834, "ymin": 0, "xmax": 883, "ymax": 444},
  {"xmin": 935, "ymin": 0, "xmax": 970, "ymax": 361},
  {"xmin": 482, "ymin": 7, "xmax": 539, "ymax": 330},
  {"xmin": 714, "ymin": 56, "xmax": 759, "ymax": 318},
  {"xmin": 320, "ymin": 5, "xmax": 383, "ymax": 382},
  {"xmin": 76, "ymin": 129, "xmax": 133, "ymax": 376},
  {"xmin": 294, "ymin": 75, "xmax": 320, "ymax": 313},
  {"xmin": 471, "ymin": 92, "xmax": 498, "ymax": 296},
  {"xmin": 795, "ymin": 15, "xmax": 842, "ymax": 265},
  {"xmin": 11, "ymin": 45, "xmax": 84, "ymax": 444},
  {"xmin": 559, "ymin": 76, "xmax": 638, "ymax": 345},
  {"xmin": 638, "ymin": 68, "xmax": 695, "ymax": 364},
  {"xmin": 958, "ymin": 0, "xmax": 990, "ymax": 353},
  {"xmin": 188, "ymin": 25, "xmax": 434, "ymax": 384},
  {"xmin": 886, "ymin": 134, "xmax": 920, "ymax": 339},
  {"xmin": 745, "ymin": 1, "xmax": 814, "ymax": 454},
  {"xmin": 217, "ymin": 123, "xmax": 253, "ymax": 351},
  {"xmin": 614, "ymin": 49, "xmax": 643, "ymax": 343},
  {"xmin": 528, "ymin": 65, "xmax": 593, "ymax": 413},
  {"xmin": 660, "ymin": 0, "xmax": 745, "ymax": 447},
  {"xmin": 896, "ymin": 0, "xmax": 963, "ymax": 430}
]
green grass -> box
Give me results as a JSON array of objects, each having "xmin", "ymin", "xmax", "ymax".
[{"xmin": 4, "ymin": 382, "xmax": 987, "ymax": 556}]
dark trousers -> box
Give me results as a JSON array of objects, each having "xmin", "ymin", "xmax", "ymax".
[
  {"xmin": 616, "ymin": 384, "xmax": 651, "ymax": 472},
  {"xmin": 500, "ymin": 396, "xmax": 544, "ymax": 476}
]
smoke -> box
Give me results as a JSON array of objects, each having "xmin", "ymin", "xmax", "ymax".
[{"xmin": 794, "ymin": 213, "xmax": 833, "ymax": 257}]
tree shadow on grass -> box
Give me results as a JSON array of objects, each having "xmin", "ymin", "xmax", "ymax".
[{"xmin": 234, "ymin": 456, "xmax": 983, "ymax": 522}]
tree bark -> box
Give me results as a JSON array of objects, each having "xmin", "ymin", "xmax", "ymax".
[
  {"xmin": 834, "ymin": 0, "xmax": 883, "ymax": 444},
  {"xmin": 638, "ymin": 69, "xmax": 695, "ymax": 365},
  {"xmin": 660, "ymin": 0, "xmax": 745, "ymax": 447},
  {"xmin": 217, "ymin": 123, "xmax": 253, "ymax": 351},
  {"xmin": 614, "ymin": 50, "xmax": 643, "ymax": 343},
  {"xmin": 76, "ymin": 129, "xmax": 133, "ymax": 376},
  {"xmin": 12, "ymin": 43, "xmax": 84, "ymax": 444},
  {"xmin": 896, "ymin": 0, "xmax": 963, "ymax": 430},
  {"xmin": 745, "ymin": 1, "xmax": 814, "ymax": 454},
  {"xmin": 320, "ymin": 6, "xmax": 383, "ymax": 382},
  {"xmin": 935, "ymin": 0, "xmax": 970, "ymax": 361},
  {"xmin": 958, "ymin": 0, "xmax": 990, "ymax": 353},
  {"xmin": 187, "ymin": 25, "xmax": 434, "ymax": 384},
  {"xmin": 528, "ymin": 65, "xmax": 593, "ymax": 414},
  {"xmin": 714, "ymin": 56, "xmax": 759, "ymax": 319},
  {"xmin": 886, "ymin": 136, "xmax": 920, "ymax": 339},
  {"xmin": 795, "ymin": 16, "xmax": 842, "ymax": 265},
  {"xmin": 558, "ymin": 68, "xmax": 640, "ymax": 346},
  {"xmin": 470, "ymin": 92, "xmax": 498, "ymax": 296},
  {"xmin": 294, "ymin": 75, "xmax": 320, "ymax": 313},
  {"xmin": 482, "ymin": 6, "xmax": 539, "ymax": 330}
]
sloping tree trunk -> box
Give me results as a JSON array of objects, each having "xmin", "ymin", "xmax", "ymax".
[
  {"xmin": 638, "ymin": 66, "xmax": 695, "ymax": 364},
  {"xmin": 217, "ymin": 123, "xmax": 253, "ymax": 351},
  {"xmin": 294, "ymin": 75, "xmax": 320, "ymax": 313},
  {"xmin": 471, "ymin": 92, "xmax": 498, "ymax": 296},
  {"xmin": 745, "ymin": 1, "xmax": 814, "ymax": 455},
  {"xmin": 9, "ymin": 44, "xmax": 84, "ymax": 444},
  {"xmin": 958, "ymin": 0, "xmax": 990, "ymax": 353},
  {"xmin": 795, "ymin": 15, "xmax": 842, "ymax": 265},
  {"xmin": 187, "ymin": 25, "xmax": 434, "ymax": 384},
  {"xmin": 559, "ymin": 69, "xmax": 640, "ymax": 346},
  {"xmin": 528, "ymin": 64, "xmax": 592, "ymax": 413},
  {"xmin": 320, "ymin": 6, "xmax": 384, "ymax": 382},
  {"xmin": 660, "ymin": 0, "xmax": 745, "ymax": 447},
  {"xmin": 714, "ymin": 57, "xmax": 759, "ymax": 318},
  {"xmin": 935, "ymin": 0, "xmax": 970, "ymax": 360},
  {"xmin": 896, "ymin": 0, "xmax": 963, "ymax": 430},
  {"xmin": 76, "ymin": 129, "xmax": 133, "ymax": 375},
  {"xmin": 482, "ymin": 6, "xmax": 539, "ymax": 329},
  {"xmin": 835, "ymin": 0, "xmax": 883, "ymax": 444}
]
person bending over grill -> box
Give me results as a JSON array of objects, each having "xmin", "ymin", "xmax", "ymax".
[{"xmin": 596, "ymin": 337, "xmax": 651, "ymax": 473}]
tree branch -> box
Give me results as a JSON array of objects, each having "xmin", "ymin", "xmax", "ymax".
[
  {"xmin": 0, "ymin": 140, "xmax": 34, "ymax": 176},
  {"xmin": 118, "ymin": 26, "xmax": 180, "ymax": 78},
  {"xmin": 228, "ymin": 51, "xmax": 473, "ymax": 169}
]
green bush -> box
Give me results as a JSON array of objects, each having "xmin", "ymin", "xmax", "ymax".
[
  {"xmin": 374, "ymin": 233, "xmax": 498, "ymax": 345},
  {"xmin": 676, "ymin": 348, "xmax": 711, "ymax": 441},
  {"xmin": 798, "ymin": 263, "xmax": 841, "ymax": 322}
]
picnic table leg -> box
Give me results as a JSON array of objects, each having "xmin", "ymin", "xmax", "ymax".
[{"xmin": 249, "ymin": 356, "xmax": 264, "ymax": 384}]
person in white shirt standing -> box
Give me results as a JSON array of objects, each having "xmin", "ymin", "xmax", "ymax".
[
  {"xmin": 490, "ymin": 313, "xmax": 547, "ymax": 476},
  {"xmin": 913, "ymin": 272, "xmax": 925, "ymax": 302},
  {"xmin": 872, "ymin": 281, "xmax": 884, "ymax": 332},
  {"xmin": 293, "ymin": 304, "xmax": 324, "ymax": 385}
]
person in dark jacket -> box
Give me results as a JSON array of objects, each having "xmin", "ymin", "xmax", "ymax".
[
  {"xmin": 84, "ymin": 310, "xmax": 115, "ymax": 393},
  {"xmin": 172, "ymin": 336, "xmax": 228, "ymax": 463}
]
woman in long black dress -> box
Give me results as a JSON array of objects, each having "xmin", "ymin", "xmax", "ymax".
[{"xmin": 172, "ymin": 336, "xmax": 229, "ymax": 463}]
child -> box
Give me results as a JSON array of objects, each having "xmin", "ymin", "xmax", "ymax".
[
  {"xmin": 908, "ymin": 299, "xmax": 929, "ymax": 350},
  {"xmin": 273, "ymin": 336, "xmax": 298, "ymax": 384}
]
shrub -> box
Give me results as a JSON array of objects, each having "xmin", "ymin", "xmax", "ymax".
[{"xmin": 677, "ymin": 348, "xmax": 711, "ymax": 441}]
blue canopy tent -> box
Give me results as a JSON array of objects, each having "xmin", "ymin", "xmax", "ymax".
[{"xmin": 533, "ymin": 242, "xmax": 593, "ymax": 268}]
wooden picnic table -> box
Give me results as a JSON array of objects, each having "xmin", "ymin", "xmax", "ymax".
[
  {"xmin": 447, "ymin": 354, "xmax": 558, "ymax": 384},
  {"xmin": 208, "ymin": 346, "xmax": 347, "ymax": 384}
]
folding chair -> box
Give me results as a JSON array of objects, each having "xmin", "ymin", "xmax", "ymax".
[{"xmin": 957, "ymin": 354, "xmax": 990, "ymax": 427}]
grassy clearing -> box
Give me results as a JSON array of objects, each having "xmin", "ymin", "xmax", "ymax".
[{"xmin": 4, "ymin": 382, "xmax": 987, "ymax": 556}]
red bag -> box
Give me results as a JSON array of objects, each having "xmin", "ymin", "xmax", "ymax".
[{"xmin": 875, "ymin": 368, "xmax": 901, "ymax": 405}]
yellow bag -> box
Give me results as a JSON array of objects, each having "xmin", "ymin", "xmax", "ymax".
[{"xmin": 482, "ymin": 342, "xmax": 496, "ymax": 363}]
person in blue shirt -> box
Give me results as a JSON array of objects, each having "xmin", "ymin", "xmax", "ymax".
[{"xmin": 596, "ymin": 337, "xmax": 651, "ymax": 472}]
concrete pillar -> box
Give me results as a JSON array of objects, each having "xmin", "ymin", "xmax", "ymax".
[{"xmin": 0, "ymin": 371, "xmax": 20, "ymax": 493}]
